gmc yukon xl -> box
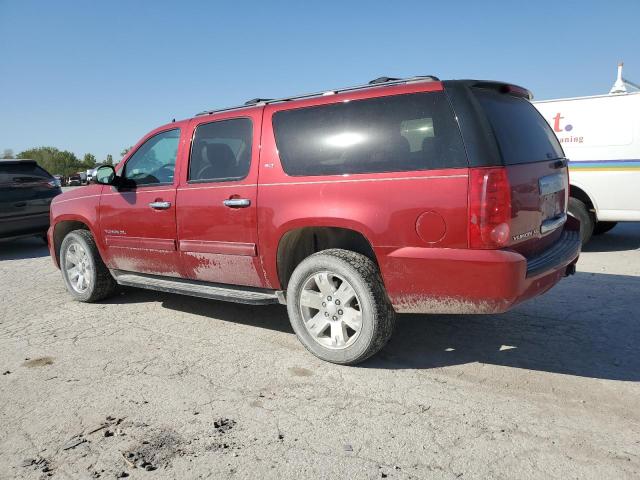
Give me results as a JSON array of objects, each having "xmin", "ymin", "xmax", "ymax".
[{"xmin": 48, "ymin": 76, "xmax": 581, "ymax": 364}]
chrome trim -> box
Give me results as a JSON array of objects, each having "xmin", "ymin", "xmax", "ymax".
[
  {"xmin": 539, "ymin": 173, "xmax": 565, "ymax": 196},
  {"xmin": 259, "ymin": 174, "xmax": 468, "ymax": 187},
  {"xmin": 223, "ymin": 198, "xmax": 251, "ymax": 208},
  {"xmin": 540, "ymin": 213, "xmax": 567, "ymax": 234},
  {"xmin": 148, "ymin": 201, "xmax": 172, "ymax": 210}
]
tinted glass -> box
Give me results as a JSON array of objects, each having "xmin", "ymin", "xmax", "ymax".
[
  {"xmin": 189, "ymin": 118, "xmax": 252, "ymax": 182},
  {"xmin": 474, "ymin": 89, "xmax": 564, "ymax": 165},
  {"xmin": 272, "ymin": 91, "xmax": 467, "ymax": 176},
  {"xmin": 123, "ymin": 129, "xmax": 180, "ymax": 185},
  {"xmin": 0, "ymin": 162, "xmax": 52, "ymax": 185}
]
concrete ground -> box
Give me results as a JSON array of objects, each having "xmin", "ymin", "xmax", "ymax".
[{"xmin": 0, "ymin": 223, "xmax": 638, "ymax": 480}]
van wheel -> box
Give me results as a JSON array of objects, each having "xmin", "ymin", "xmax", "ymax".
[
  {"xmin": 60, "ymin": 230, "xmax": 117, "ymax": 302},
  {"xmin": 568, "ymin": 197, "xmax": 594, "ymax": 245},
  {"xmin": 286, "ymin": 249, "xmax": 395, "ymax": 365},
  {"xmin": 593, "ymin": 221, "xmax": 617, "ymax": 235}
]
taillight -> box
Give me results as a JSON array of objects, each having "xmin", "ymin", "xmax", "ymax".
[{"xmin": 468, "ymin": 167, "xmax": 512, "ymax": 249}]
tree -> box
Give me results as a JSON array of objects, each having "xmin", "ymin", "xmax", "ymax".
[
  {"xmin": 121, "ymin": 146, "xmax": 133, "ymax": 157},
  {"xmin": 82, "ymin": 153, "xmax": 97, "ymax": 167},
  {"xmin": 2, "ymin": 148, "xmax": 14, "ymax": 159},
  {"xmin": 17, "ymin": 147, "xmax": 81, "ymax": 176},
  {"xmin": 105, "ymin": 154, "xmax": 113, "ymax": 165}
]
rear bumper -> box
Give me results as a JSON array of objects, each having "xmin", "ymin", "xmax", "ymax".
[{"xmin": 377, "ymin": 223, "xmax": 581, "ymax": 314}]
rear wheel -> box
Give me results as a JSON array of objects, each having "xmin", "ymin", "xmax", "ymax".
[
  {"xmin": 568, "ymin": 197, "xmax": 594, "ymax": 245},
  {"xmin": 286, "ymin": 249, "xmax": 395, "ymax": 365},
  {"xmin": 593, "ymin": 221, "xmax": 617, "ymax": 235},
  {"xmin": 60, "ymin": 230, "xmax": 117, "ymax": 302}
]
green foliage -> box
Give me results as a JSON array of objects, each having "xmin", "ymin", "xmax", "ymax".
[
  {"xmin": 105, "ymin": 154, "xmax": 113, "ymax": 165},
  {"xmin": 82, "ymin": 153, "xmax": 97, "ymax": 167},
  {"xmin": 17, "ymin": 147, "xmax": 83, "ymax": 176},
  {"xmin": 121, "ymin": 146, "xmax": 133, "ymax": 157}
]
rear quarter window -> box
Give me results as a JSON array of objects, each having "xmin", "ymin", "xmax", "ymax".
[
  {"xmin": 272, "ymin": 91, "xmax": 467, "ymax": 176},
  {"xmin": 474, "ymin": 89, "xmax": 564, "ymax": 165},
  {"xmin": 0, "ymin": 163, "xmax": 52, "ymax": 185}
]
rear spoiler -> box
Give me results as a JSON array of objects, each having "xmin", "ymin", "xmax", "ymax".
[
  {"xmin": 443, "ymin": 79, "xmax": 533, "ymax": 168},
  {"xmin": 449, "ymin": 80, "xmax": 533, "ymax": 101}
]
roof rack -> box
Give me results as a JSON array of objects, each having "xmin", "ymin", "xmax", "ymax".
[
  {"xmin": 368, "ymin": 76, "xmax": 401, "ymax": 85},
  {"xmin": 244, "ymin": 98, "xmax": 273, "ymax": 106},
  {"xmin": 196, "ymin": 74, "xmax": 440, "ymax": 116}
]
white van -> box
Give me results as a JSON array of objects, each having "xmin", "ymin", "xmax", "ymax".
[{"xmin": 534, "ymin": 64, "xmax": 640, "ymax": 243}]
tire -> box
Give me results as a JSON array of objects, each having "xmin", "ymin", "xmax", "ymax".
[
  {"xmin": 593, "ymin": 221, "xmax": 617, "ymax": 236},
  {"xmin": 568, "ymin": 197, "xmax": 594, "ymax": 245},
  {"xmin": 60, "ymin": 229, "xmax": 117, "ymax": 302},
  {"xmin": 286, "ymin": 249, "xmax": 395, "ymax": 365}
]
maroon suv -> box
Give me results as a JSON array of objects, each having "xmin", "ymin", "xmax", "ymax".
[{"xmin": 48, "ymin": 75, "xmax": 580, "ymax": 364}]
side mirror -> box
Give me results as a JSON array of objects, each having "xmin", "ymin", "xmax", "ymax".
[{"xmin": 95, "ymin": 165, "xmax": 117, "ymax": 185}]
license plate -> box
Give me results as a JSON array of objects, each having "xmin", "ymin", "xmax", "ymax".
[{"xmin": 539, "ymin": 173, "xmax": 565, "ymax": 221}]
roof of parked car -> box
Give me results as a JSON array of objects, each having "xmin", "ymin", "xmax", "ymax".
[{"xmin": 0, "ymin": 159, "xmax": 36, "ymax": 164}]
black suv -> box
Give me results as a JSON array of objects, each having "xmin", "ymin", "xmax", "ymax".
[{"xmin": 0, "ymin": 159, "xmax": 62, "ymax": 242}]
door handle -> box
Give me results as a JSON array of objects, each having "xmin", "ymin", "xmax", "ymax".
[
  {"xmin": 14, "ymin": 202, "xmax": 27, "ymax": 208},
  {"xmin": 223, "ymin": 198, "xmax": 251, "ymax": 208},
  {"xmin": 148, "ymin": 201, "xmax": 172, "ymax": 210}
]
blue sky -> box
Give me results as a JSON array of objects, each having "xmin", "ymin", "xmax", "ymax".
[{"xmin": 1, "ymin": 0, "xmax": 639, "ymax": 162}]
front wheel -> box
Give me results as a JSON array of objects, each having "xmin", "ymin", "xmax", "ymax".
[
  {"xmin": 286, "ymin": 249, "xmax": 395, "ymax": 365},
  {"xmin": 60, "ymin": 229, "xmax": 117, "ymax": 302}
]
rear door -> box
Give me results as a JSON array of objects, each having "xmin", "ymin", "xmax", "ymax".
[
  {"xmin": 0, "ymin": 161, "xmax": 60, "ymax": 238},
  {"xmin": 176, "ymin": 111, "xmax": 264, "ymax": 287},
  {"xmin": 473, "ymin": 89, "xmax": 569, "ymax": 256},
  {"xmin": 99, "ymin": 128, "xmax": 183, "ymax": 276}
]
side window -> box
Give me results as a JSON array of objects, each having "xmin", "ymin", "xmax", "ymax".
[
  {"xmin": 123, "ymin": 129, "xmax": 180, "ymax": 186},
  {"xmin": 0, "ymin": 163, "xmax": 52, "ymax": 185},
  {"xmin": 272, "ymin": 91, "xmax": 467, "ymax": 176},
  {"xmin": 188, "ymin": 118, "xmax": 252, "ymax": 183}
]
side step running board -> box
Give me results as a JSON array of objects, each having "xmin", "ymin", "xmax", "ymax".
[{"xmin": 111, "ymin": 270, "xmax": 284, "ymax": 305}]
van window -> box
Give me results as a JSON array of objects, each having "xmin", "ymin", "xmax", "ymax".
[
  {"xmin": 272, "ymin": 92, "xmax": 467, "ymax": 176},
  {"xmin": 189, "ymin": 118, "xmax": 252, "ymax": 182},
  {"xmin": 474, "ymin": 89, "xmax": 564, "ymax": 164}
]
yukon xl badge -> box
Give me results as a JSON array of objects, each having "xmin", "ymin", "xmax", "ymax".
[{"xmin": 512, "ymin": 230, "xmax": 535, "ymax": 241}]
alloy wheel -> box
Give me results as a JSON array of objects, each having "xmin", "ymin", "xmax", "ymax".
[
  {"xmin": 298, "ymin": 271, "xmax": 363, "ymax": 349},
  {"xmin": 64, "ymin": 242, "xmax": 92, "ymax": 293}
]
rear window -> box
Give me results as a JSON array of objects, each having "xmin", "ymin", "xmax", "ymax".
[
  {"xmin": 272, "ymin": 91, "xmax": 467, "ymax": 176},
  {"xmin": 0, "ymin": 162, "xmax": 52, "ymax": 185},
  {"xmin": 474, "ymin": 89, "xmax": 564, "ymax": 164}
]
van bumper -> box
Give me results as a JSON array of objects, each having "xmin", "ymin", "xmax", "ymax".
[{"xmin": 377, "ymin": 223, "xmax": 581, "ymax": 315}]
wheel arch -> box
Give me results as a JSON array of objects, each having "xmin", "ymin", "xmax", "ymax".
[
  {"xmin": 52, "ymin": 216, "xmax": 99, "ymax": 267},
  {"xmin": 569, "ymin": 183, "xmax": 598, "ymax": 219},
  {"xmin": 275, "ymin": 225, "xmax": 378, "ymax": 290}
]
